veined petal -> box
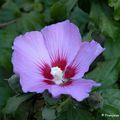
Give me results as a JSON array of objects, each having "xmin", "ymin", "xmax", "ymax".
[
  {"xmin": 41, "ymin": 20, "xmax": 82, "ymax": 67},
  {"xmin": 25, "ymin": 81, "xmax": 52, "ymax": 93},
  {"xmin": 68, "ymin": 40, "xmax": 105, "ymax": 79},
  {"xmin": 48, "ymin": 79, "xmax": 99, "ymax": 101},
  {"xmin": 12, "ymin": 31, "xmax": 51, "ymax": 92}
]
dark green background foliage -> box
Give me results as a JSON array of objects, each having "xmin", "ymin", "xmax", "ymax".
[{"xmin": 0, "ymin": 0, "xmax": 120, "ymax": 120}]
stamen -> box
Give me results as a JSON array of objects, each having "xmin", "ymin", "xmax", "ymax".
[
  {"xmin": 51, "ymin": 66, "xmax": 64, "ymax": 85},
  {"xmin": 51, "ymin": 66, "xmax": 63, "ymax": 80}
]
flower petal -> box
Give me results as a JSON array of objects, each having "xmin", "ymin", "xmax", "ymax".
[
  {"xmin": 12, "ymin": 31, "xmax": 51, "ymax": 92},
  {"xmin": 48, "ymin": 79, "xmax": 99, "ymax": 101},
  {"xmin": 41, "ymin": 20, "xmax": 81, "ymax": 66},
  {"xmin": 68, "ymin": 40, "xmax": 105, "ymax": 79},
  {"xmin": 26, "ymin": 81, "xmax": 52, "ymax": 93}
]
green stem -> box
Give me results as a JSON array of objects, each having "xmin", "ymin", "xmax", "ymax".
[
  {"xmin": 58, "ymin": 97, "xmax": 71, "ymax": 110},
  {"xmin": 0, "ymin": 19, "xmax": 16, "ymax": 28}
]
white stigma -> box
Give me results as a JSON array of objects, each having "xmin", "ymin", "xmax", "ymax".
[{"xmin": 50, "ymin": 66, "xmax": 64, "ymax": 85}]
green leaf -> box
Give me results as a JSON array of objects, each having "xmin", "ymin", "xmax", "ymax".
[
  {"xmin": 86, "ymin": 60, "xmax": 118, "ymax": 88},
  {"xmin": 0, "ymin": 27, "xmax": 17, "ymax": 48},
  {"xmin": 0, "ymin": 49, "xmax": 12, "ymax": 77},
  {"xmin": 33, "ymin": 2, "xmax": 43, "ymax": 12},
  {"xmin": 42, "ymin": 107, "xmax": 56, "ymax": 120},
  {"xmin": 13, "ymin": 104, "xmax": 29, "ymax": 120},
  {"xmin": 70, "ymin": 6, "xmax": 89, "ymax": 34},
  {"xmin": 16, "ymin": 11, "xmax": 44, "ymax": 33},
  {"xmin": 0, "ymin": 0, "xmax": 5, "ymax": 7},
  {"xmin": 104, "ymin": 38, "xmax": 120, "ymax": 60},
  {"xmin": 0, "ymin": 0, "xmax": 21, "ymax": 23},
  {"xmin": 102, "ymin": 104, "xmax": 120, "ymax": 115},
  {"xmin": 7, "ymin": 75, "xmax": 22, "ymax": 93},
  {"xmin": 89, "ymin": 2, "xmax": 119, "ymax": 41},
  {"xmin": 87, "ymin": 93, "xmax": 103, "ymax": 110},
  {"xmin": 51, "ymin": 0, "xmax": 77, "ymax": 21},
  {"xmin": 101, "ymin": 88, "xmax": 120, "ymax": 119},
  {"xmin": 43, "ymin": 91, "xmax": 59, "ymax": 105},
  {"xmin": 34, "ymin": 109, "xmax": 42, "ymax": 120},
  {"xmin": 51, "ymin": 1, "xmax": 67, "ymax": 21},
  {"xmin": 0, "ymin": 80, "xmax": 12, "ymax": 108},
  {"xmin": 109, "ymin": 0, "xmax": 120, "ymax": 20},
  {"xmin": 3, "ymin": 94, "xmax": 34, "ymax": 114},
  {"xmin": 57, "ymin": 101, "xmax": 94, "ymax": 120},
  {"xmin": 65, "ymin": 0, "xmax": 78, "ymax": 14},
  {"xmin": 0, "ymin": 24, "xmax": 19, "ymax": 79}
]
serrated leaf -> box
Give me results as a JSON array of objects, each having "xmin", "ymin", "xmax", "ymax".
[
  {"xmin": 86, "ymin": 60, "xmax": 118, "ymax": 88},
  {"xmin": 101, "ymin": 88, "xmax": 120, "ymax": 119},
  {"xmin": 51, "ymin": 1, "xmax": 67, "ymax": 21},
  {"xmin": 51, "ymin": 0, "xmax": 77, "ymax": 21},
  {"xmin": 57, "ymin": 102, "xmax": 94, "ymax": 120},
  {"xmin": 104, "ymin": 38, "xmax": 120, "ymax": 60},
  {"xmin": 34, "ymin": 109, "xmax": 42, "ymax": 120},
  {"xmin": 0, "ymin": 80, "xmax": 12, "ymax": 108},
  {"xmin": 109, "ymin": 0, "xmax": 120, "ymax": 20},
  {"xmin": 65, "ymin": 0, "xmax": 77, "ymax": 14},
  {"xmin": 43, "ymin": 91, "xmax": 59, "ymax": 105},
  {"xmin": 70, "ymin": 6, "xmax": 89, "ymax": 34},
  {"xmin": 0, "ymin": 0, "xmax": 21, "ymax": 23},
  {"xmin": 42, "ymin": 107, "xmax": 56, "ymax": 120},
  {"xmin": 102, "ymin": 104, "xmax": 120, "ymax": 115},
  {"xmin": 33, "ymin": 3, "xmax": 43, "ymax": 12},
  {"xmin": 89, "ymin": 2, "xmax": 119, "ymax": 41},
  {"xmin": 0, "ymin": 26, "xmax": 18, "ymax": 79},
  {"xmin": 3, "ymin": 94, "xmax": 34, "ymax": 114},
  {"xmin": 13, "ymin": 101, "xmax": 32, "ymax": 120},
  {"xmin": 87, "ymin": 93, "xmax": 103, "ymax": 110},
  {"xmin": 7, "ymin": 75, "xmax": 22, "ymax": 93}
]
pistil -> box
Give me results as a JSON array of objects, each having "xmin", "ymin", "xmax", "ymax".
[{"xmin": 51, "ymin": 66, "xmax": 65, "ymax": 85}]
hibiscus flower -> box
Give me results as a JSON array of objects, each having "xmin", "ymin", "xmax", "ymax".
[{"xmin": 12, "ymin": 20, "xmax": 104, "ymax": 101}]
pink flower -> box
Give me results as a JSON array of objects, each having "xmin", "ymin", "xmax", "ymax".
[{"xmin": 12, "ymin": 20, "xmax": 104, "ymax": 101}]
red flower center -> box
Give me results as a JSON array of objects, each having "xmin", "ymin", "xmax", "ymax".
[{"xmin": 40, "ymin": 57, "xmax": 76, "ymax": 86}]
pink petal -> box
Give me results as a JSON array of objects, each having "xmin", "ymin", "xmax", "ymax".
[
  {"xmin": 12, "ymin": 31, "xmax": 51, "ymax": 92},
  {"xmin": 26, "ymin": 81, "xmax": 52, "ymax": 93},
  {"xmin": 68, "ymin": 40, "xmax": 105, "ymax": 79},
  {"xmin": 41, "ymin": 20, "xmax": 82, "ymax": 66},
  {"xmin": 48, "ymin": 79, "xmax": 99, "ymax": 101}
]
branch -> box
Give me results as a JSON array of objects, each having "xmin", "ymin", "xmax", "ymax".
[{"xmin": 0, "ymin": 19, "xmax": 16, "ymax": 28}]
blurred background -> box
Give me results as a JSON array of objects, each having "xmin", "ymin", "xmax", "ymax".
[{"xmin": 0, "ymin": 0, "xmax": 120, "ymax": 120}]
